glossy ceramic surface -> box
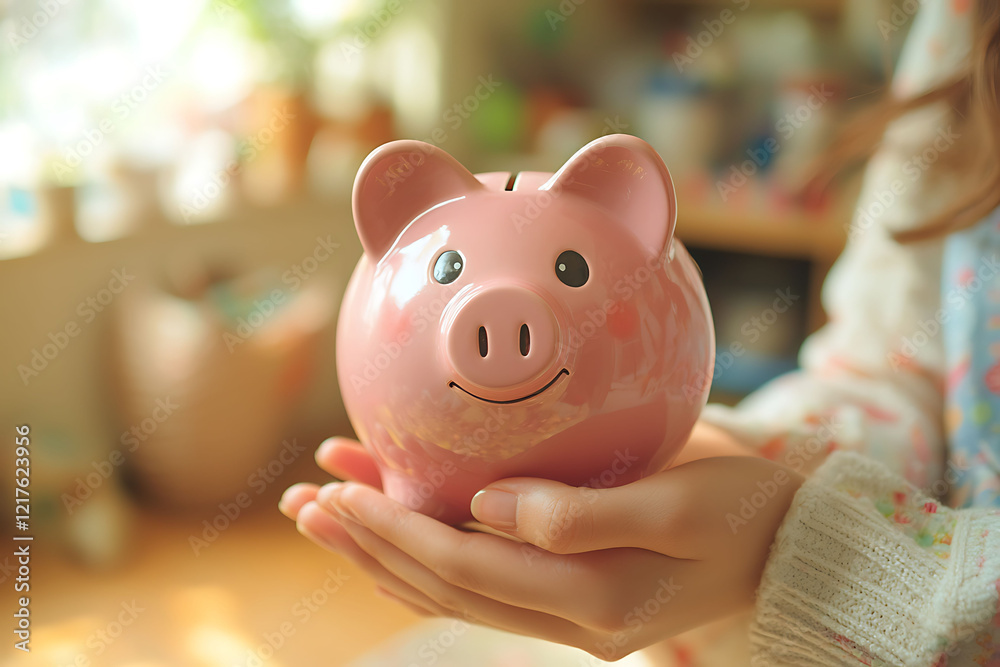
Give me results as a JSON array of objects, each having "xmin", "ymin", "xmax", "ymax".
[{"xmin": 337, "ymin": 134, "xmax": 715, "ymax": 523}]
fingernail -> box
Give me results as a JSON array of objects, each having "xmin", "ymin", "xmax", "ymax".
[
  {"xmin": 316, "ymin": 482, "xmax": 342, "ymax": 509},
  {"xmin": 315, "ymin": 438, "xmax": 338, "ymax": 462},
  {"xmin": 321, "ymin": 483, "xmax": 363, "ymax": 523},
  {"xmin": 470, "ymin": 489, "xmax": 518, "ymax": 529},
  {"xmin": 278, "ymin": 483, "xmax": 308, "ymax": 514}
]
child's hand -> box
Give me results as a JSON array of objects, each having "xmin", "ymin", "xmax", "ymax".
[{"xmin": 280, "ymin": 438, "xmax": 802, "ymax": 661}]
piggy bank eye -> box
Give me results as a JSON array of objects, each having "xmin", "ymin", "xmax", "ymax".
[
  {"xmin": 433, "ymin": 250, "xmax": 464, "ymax": 284},
  {"xmin": 555, "ymin": 250, "xmax": 588, "ymax": 287}
]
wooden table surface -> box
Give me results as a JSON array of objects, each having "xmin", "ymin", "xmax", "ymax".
[{"xmin": 3, "ymin": 506, "xmax": 421, "ymax": 667}]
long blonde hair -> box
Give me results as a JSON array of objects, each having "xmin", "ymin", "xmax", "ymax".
[{"xmin": 822, "ymin": 1, "xmax": 1000, "ymax": 242}]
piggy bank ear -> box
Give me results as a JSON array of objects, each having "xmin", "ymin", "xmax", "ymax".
[
  {"xmin": 543, "ymin": 134, "xmax": 676, "ymax": 255},
  {"xmin": 352, "ymin": 140, "xmax": 484, "ymax": 259}
]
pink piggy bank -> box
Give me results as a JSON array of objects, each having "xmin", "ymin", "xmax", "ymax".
[{"xmin": 337, "ymin": 134, "xmax": 714, "ymax": 524}]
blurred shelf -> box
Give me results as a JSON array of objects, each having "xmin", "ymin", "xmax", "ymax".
[{"xmin": 677, "ymin": 202, "xmax": 847, "ymax": 262}]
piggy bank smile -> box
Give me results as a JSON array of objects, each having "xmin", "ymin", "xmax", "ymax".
[{"xmin": 448, "ymin": 367, "xmax": 570, "ymax": 405}]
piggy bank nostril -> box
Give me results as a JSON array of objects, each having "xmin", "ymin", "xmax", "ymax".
[
  {"xmin": 478, "ymin": 326, "xmax": 488, "ymax": 358},
  {"xmin": 445, "ymin": 285, "xmax": 563, "ymax": 392}
]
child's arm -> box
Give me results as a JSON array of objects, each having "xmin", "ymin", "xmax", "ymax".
[{"xmin": 752, "ymin": 451, "xmax": 1000, "ymax": 666}]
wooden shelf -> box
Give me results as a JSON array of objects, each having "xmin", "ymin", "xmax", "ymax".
[
  {"xmin": 675, "ymin": 198, "xmax": 850, "ymax": 336},
  {"xmin": 676, "ymin": 202, "xmax": 847, "ymax": 262}
]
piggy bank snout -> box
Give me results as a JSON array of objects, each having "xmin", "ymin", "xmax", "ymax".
[{"xmin": 444, "ymin": 285, "xmax": 562, "ymax": 396}]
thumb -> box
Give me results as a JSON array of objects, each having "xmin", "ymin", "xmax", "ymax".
[{"xmin": 469, "ymin": 476, "xmax": 666, "ymax": 554}]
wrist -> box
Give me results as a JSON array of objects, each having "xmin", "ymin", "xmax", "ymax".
[
  {"xmin": 745, "ymin": 463, "xmax": 804, "ymax": 598},
  {"xmin": 671, "ymin": 420, "xmax": 759, "ymax": 467}
]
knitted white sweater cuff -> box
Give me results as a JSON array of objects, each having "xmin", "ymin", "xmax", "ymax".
[{"xmin": 750, "ymin": 451, "xmax": 1000, "ymax": 667}]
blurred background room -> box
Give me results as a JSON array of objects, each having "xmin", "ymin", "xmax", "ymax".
[{"xmin": 0, "ymin": 0, "xmax": 912, "ymax": 664}]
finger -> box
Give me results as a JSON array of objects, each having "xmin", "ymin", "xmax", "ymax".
[
  {"xmin": 467, "ymin": 476, "xmax": 657, "ymax": 554},
  {"xmin": 296, "ymin": 502, "xmax": 448, "ymax": 616},
  {"xmin": 319, "ymin": 482, "xmax": 617, "ymax": 625},
  {"xmin": 469, "ymin": 473, "xmax": 694, "ymax": 556},
  {"xmin": 334, "ymin": 508, "xmax": 592, "ymax": 648},
  {"xmin": 296, "ymin": 500, "xmax": 352, "ymax": 552},
  {"xmin": 315, "ymin": 437, "xmax": 382, "ymax": 489},
  {"xmin": 473, "ymin": 458, "xmax": 796, "ymax": 558},
  {"xmin": 279, "ymin": 483, "xmax": 319, "ymax": 519}
]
